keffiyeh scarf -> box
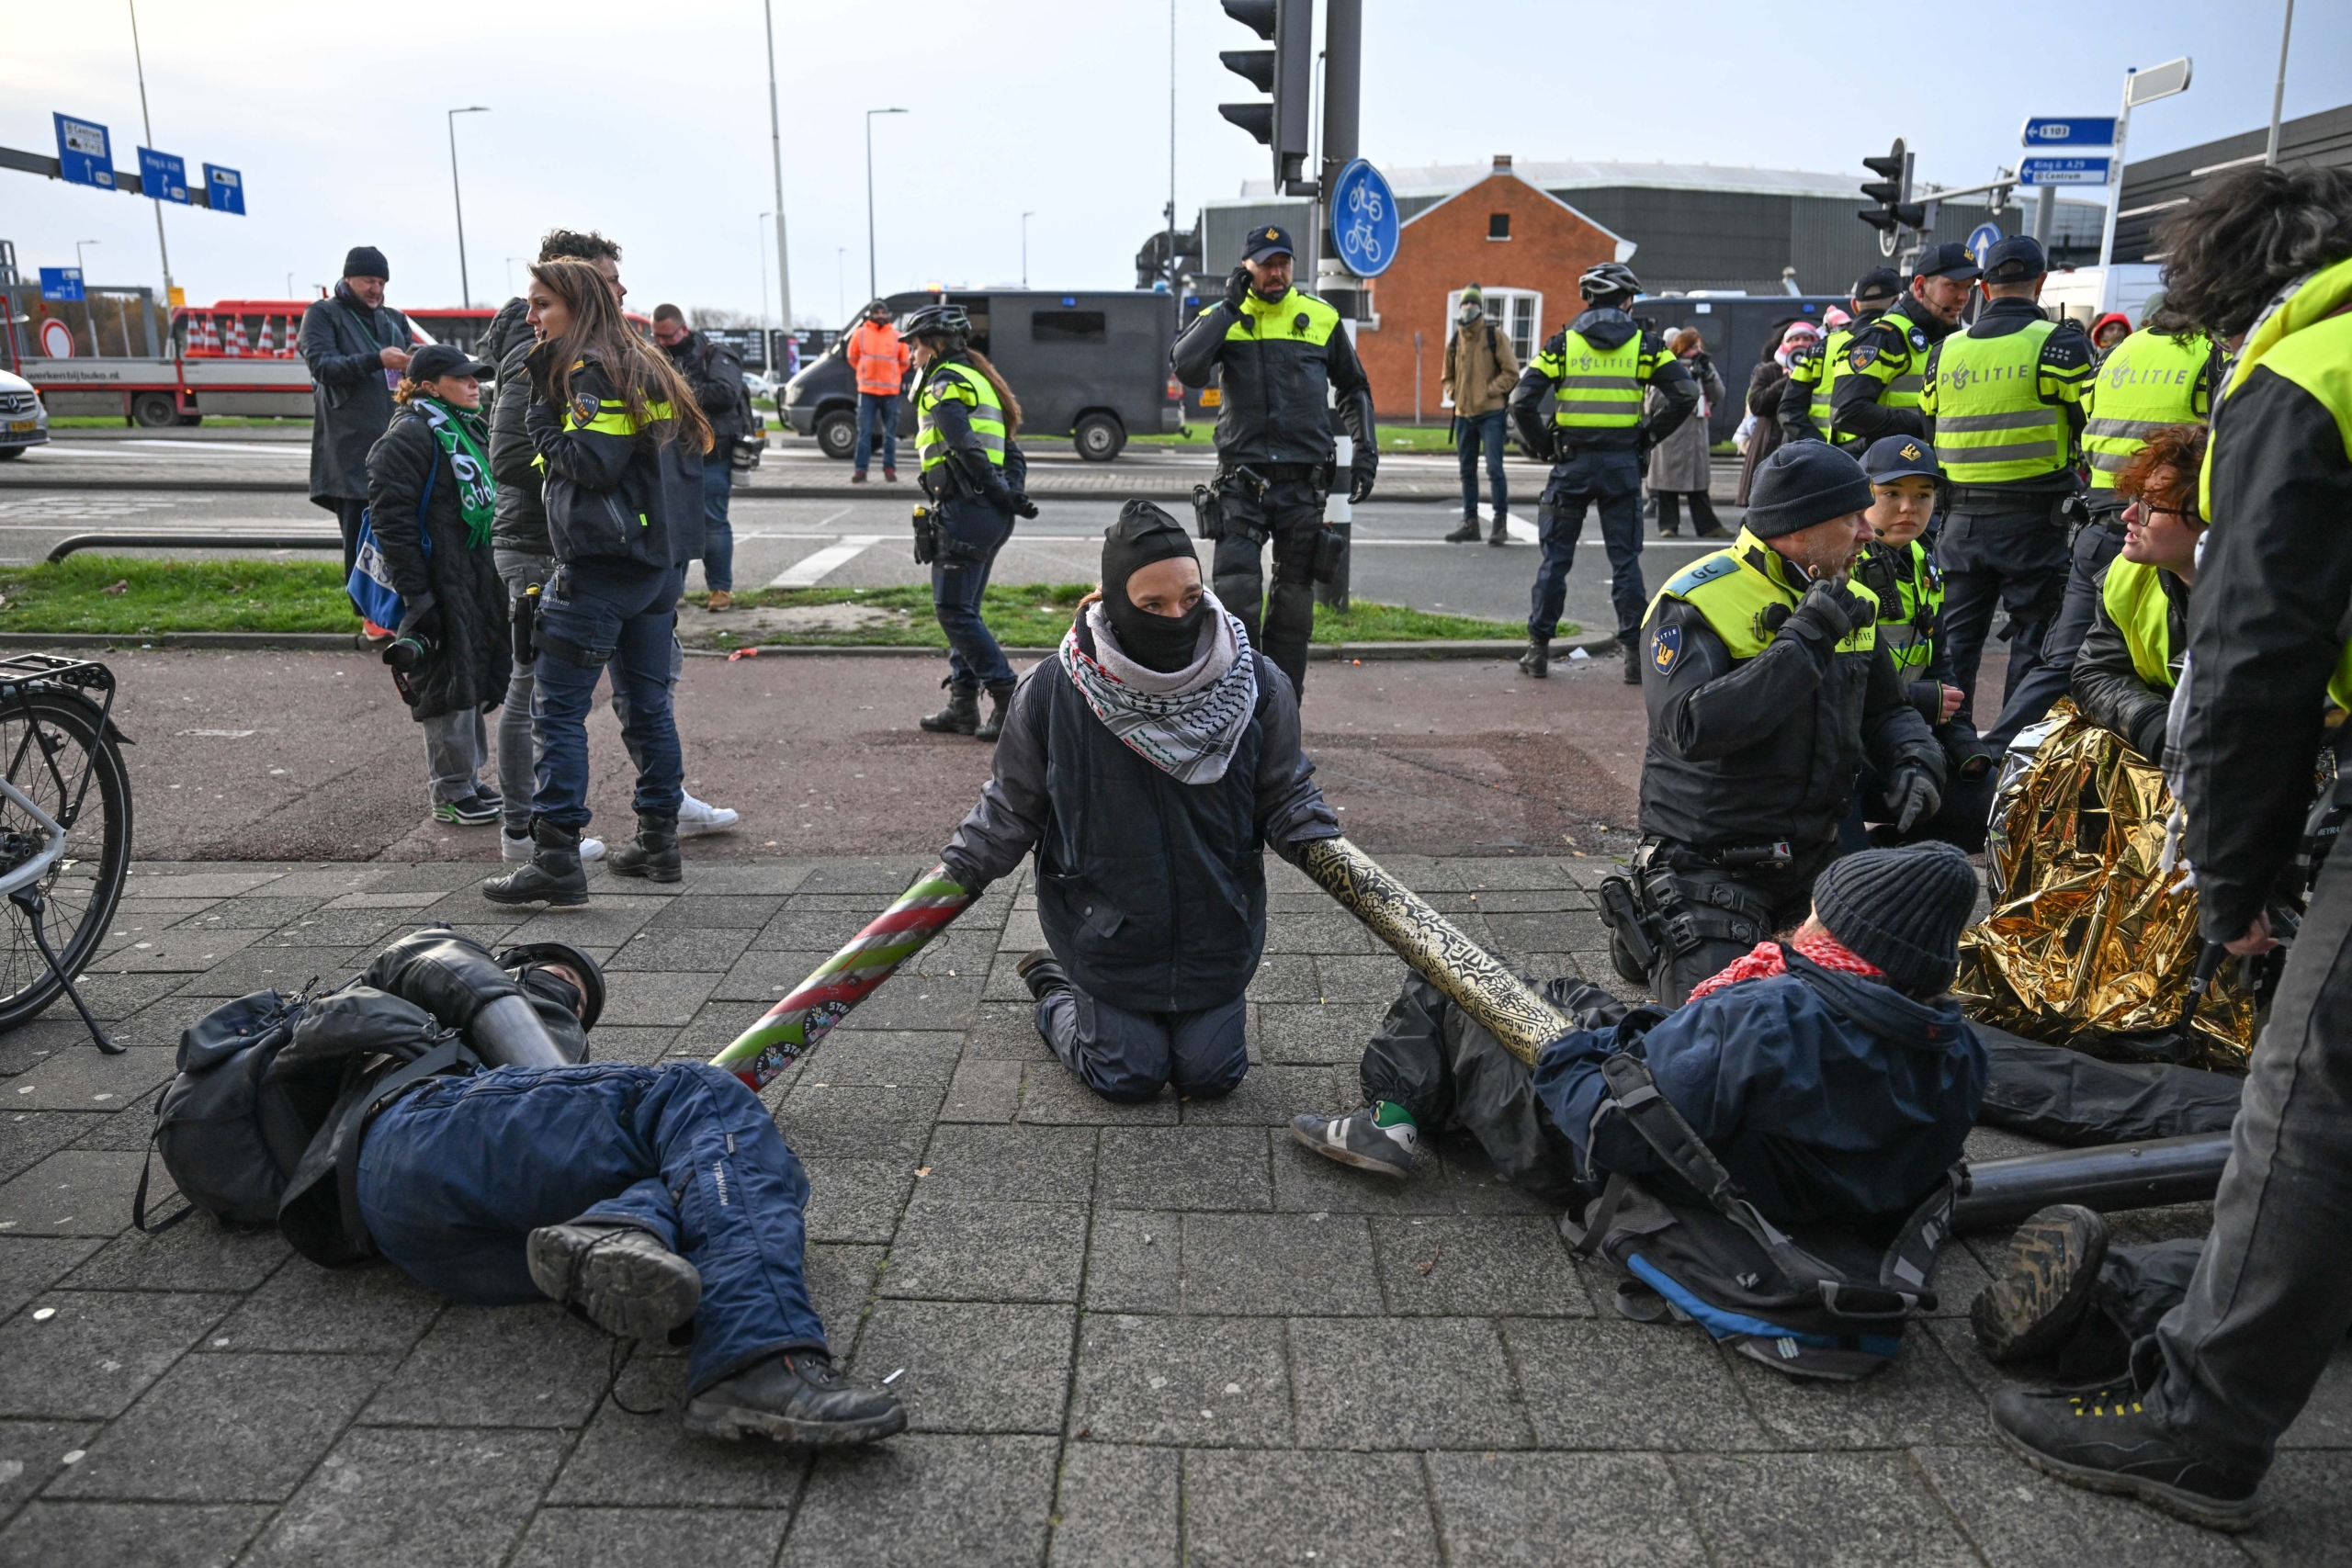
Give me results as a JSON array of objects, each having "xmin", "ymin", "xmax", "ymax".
[
  {"xmin": 1686, "ymin": 931, "xmax": 1883, "ymax": 1002},
  {"xmin": 1059, "ymin": 593, "xmax": 1259, "ymax": 784}
]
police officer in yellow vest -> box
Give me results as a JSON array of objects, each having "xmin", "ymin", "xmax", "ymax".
[
  {"xmin": 1600, "ymin": 441, "xmax": 1943, "ymax": 1005},
  {"xmin": 1831, "ymin": 244, "xmax": 1976, "ymax": 448},
  {"xmin": 1990, "ymin": 165, "xmax": 2352, "ymax": 1527},
  {"xmin": 1980, "ymin": 309, "xmax": 2222, "ymax": 753},
  {"xmin": 1170, "ymin": 226, "xmax": 1376, "ymax": 697},
  {"xmin": 1777, "ymin": 267, "xmax": 1901, "ymax": 446},
  {"xmin": 1509, "ymin": 262, "xmax": 1698, "ymax": 683},
  {"xmin": 1917, "ymin": 235, "xmax": 2094, "ymax": 719},
  {"xmin": 901, "ymin": 303, "xmax": 1037, "ymax": 741}
]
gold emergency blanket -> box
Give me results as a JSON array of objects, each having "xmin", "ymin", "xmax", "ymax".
[{"xmin": 1954, "ymin": 706, "xmax": 2255, "ymax": 1071}]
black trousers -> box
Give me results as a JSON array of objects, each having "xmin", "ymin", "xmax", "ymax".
[
  {"xmin": 1936, "ymin": 494, "xmax": 2072, "ymax": 718},
  {"xmin": 1983, "ymin": 511, "xmax": 2126, "ymax": 753},
  {"xmin": 325, "ymin": 496, "xmax": 368, "ymax": 581},
  {"xmin": 1213, "ymin": 472, "xmax": 1325, "ymax": 696}
]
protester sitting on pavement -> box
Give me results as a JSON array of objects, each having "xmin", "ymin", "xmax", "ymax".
[
  {"xmin": 1646, "ymin": 329, "xmax": 1726, "ymax": 539},
  {"xmin": 940, "ymin": 502, "xmax": 1340, "ymax": 1104},
  {"xmin": 263, "ymin": 929, "xmax": 906, "ymax": 1448},
  {"xmin": 846, "ymin": 300, "xmax": 910, "ymax": 483},
  {"xmin": 1442, "ymin": 284, "xmax": 1519, "ymax": 546},
  {"xmin": 2066, "ymin": 424, "xmax": 2207, "ymax": 761},
  {"xmin": 652, "ymin": 303, "xmax": 752, "ymax": 611},
  {"xmin": 300, "ymin": 245, "xmax": 413, "ymax": 592},
  {"xmin": 1292, "ymin": 843, "xmax": 1987, "ymax": 1246},
  {"xmin": 904, "ymin": 302, "xmax": 1037, "ymax": 742},
  {"xmin": 365, "ymin": 344, "xmax": 510, "ymax": 828},
  {"xmin": 481, "ymin": 259, "xmax": 711, "ymax": 907}
]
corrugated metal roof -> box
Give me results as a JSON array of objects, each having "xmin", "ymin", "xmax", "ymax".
[{"xmin": 1238, "ymin": 159, "xmax": 1864, "ymax": 201}]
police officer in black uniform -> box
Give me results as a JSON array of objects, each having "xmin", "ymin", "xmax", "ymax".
[
  {"xmin": 1600, "ymin": 442, "xmax": 1944, "ymax": 1006},
  {"xmin": 1170, "ymin": 226, "xmax": 1376, "ymax": 697}
]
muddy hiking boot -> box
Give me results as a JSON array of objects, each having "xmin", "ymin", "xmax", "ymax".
[
  {"xmin": 1519, "ymin": 637, "xmax": 1549, "ymax": 679},
  {"xmin": 527, "ymin": 1221, "xmax": 702, "ymax": 1339},
  {"xmin": 975, "ymin": 682, "xmax": 1017, "ymax": 742},
  {"xmin": 608, "ymin": 810, "xmax": 682, "ymax": 884},
  {"xmin": 685, "ymin": 1348, "xmax": 909, "ymax": 1447},
  {"xmin": 482, "ymin": 818, "xmax": 589, "ymax": 908},
  {"xmin": 1973, "ymin": 1204, "xmax": 2109, "ymax": 1364},
  {"xmin": 920, "ymin": 681, "xmax": 980, "ymax": 736},
  {"xmin": 1444, "ymin": 515, "xmax": 1482, "ymax": 544}
]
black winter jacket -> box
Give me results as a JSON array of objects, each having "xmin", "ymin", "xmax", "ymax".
[
  {"xmin": 480, "ymin": 296, "xmax": 532, "ymax": 372},
  {"xmin": 940, "ymin": 620, "xmax": 1340, "ymax": 1010},
  {"xmin": 363, "ymin": 400, "xmax": 511, "ymax": 719},
  {"xmin": 1170, "ymin": 287, "xmax": 1374, "ymax": 468},
  {"xmin": 300, "ymin": 286, "xmax": 413, "ymax": 502},
  {"xmin": 489, "ymin": 335, "xmax": 550, "ymax": 557},
  {"xmin": 524, "ymin": 351, "xmax": 706, "ymax": 570},
  {"xmin": 1639, "ymin": 547, "xmax": 1942, "ymax": 854},
  {"xmin": 663, "ymin": 329, "xmax": 750, "ymax": 449},
  {"xmin": 1830, "ymin": 294, "xmax": 1952, "ymax": 446},
  {"xmin": 2071, "ymin": 561, "xmax": 2186, "ymax": 761}
]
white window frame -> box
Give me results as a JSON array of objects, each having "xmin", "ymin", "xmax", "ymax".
[{"xmin": 1442, "ymin": 287, "xmax": 1543, "ymax": 404}]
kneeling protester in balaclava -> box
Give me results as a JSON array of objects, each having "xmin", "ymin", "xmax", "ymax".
[{"xmin": 941, "ymin": 500, "xmax": 1340, "ymax": 1102}]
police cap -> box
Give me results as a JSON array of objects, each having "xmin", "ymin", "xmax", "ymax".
[
  {"xmin": 1243, "ymin": 225, "xmax": 1295, "ymax": 262},
  {"xmin": 1862, "ymin": 434, "xmax": 1942, "ymax": 486},
  {"xmin": 1912, "ymin": 243, "xmax": 1983, "ymax": 282},
  {"xmin": 1851, "ymin": 266, "xmax": 1903, "ymax": 304},
  {"xmin": 1982, "ymin": 235, "xmax": 2049, "ymax": 283}
]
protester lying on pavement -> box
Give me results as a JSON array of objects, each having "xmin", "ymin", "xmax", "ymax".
[
  {"xmin": 1292, "ymin": 842, "xmax": 1987, "ymax": 1242},
  {"xmin": 155, "ymin": 927, "xmax": 904, "ymax": 1449},
  {"xmin": 939, "ymin": 500, "xmax": 1340, "ymax": 1103}
]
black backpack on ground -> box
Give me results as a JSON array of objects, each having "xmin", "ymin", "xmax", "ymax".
[{"xmin": 1561, "ymin": 1050, "xmax": 1953, "ymax": 1382}]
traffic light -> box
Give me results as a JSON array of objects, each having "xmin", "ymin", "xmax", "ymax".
[
  {"xmin": 1859, "ymin": 139, "xmax": 1928, "ymax": 248},
  {"xmin": 1218, "ymin": 0, "xmax": 1315, "ymax": 194}
]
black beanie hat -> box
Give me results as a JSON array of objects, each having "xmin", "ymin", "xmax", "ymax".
[
  {"xmin": 1101, "ymin": 501, "xmax": 1207, "ymax": 672},
  {"xmin": 1810, "ymin": 842, "xmax": 1980, "ymax": 997},
  {"xmin": 1744, "ymin": 441, "xmax": 1871, "ymax": 538},
  {"xmin": 343, "ymin": 245, "xmax": 390, "ymax": 281}
]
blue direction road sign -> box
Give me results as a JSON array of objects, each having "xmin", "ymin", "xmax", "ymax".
[
  {"xmin": 2020, "ymin": 155, "xmax": 2113, "ymax": 186},
  {"xmin": 1967, "ymin": 223, "xmax": 2005, "ymax": 266},
  {"xmin": 39, "ymin": 268, "xmax": 85, "ymax": 303},
  {"xmin": 137, "ymin": 147, "xmax": 190, "ymax": 204},
  {"xmin": 204, "ymin": 164, "xmax": 245, "ymax": 216},
  {"xmin": 2022, "ymin": 117, "xmax": 2119, "ymax": 147},
  {"xmin": 1329, "ymin": 158, "xmax": 1398, "ymax": 279},
  {"xmin": 52, "ymin": 113, "xmax": 115, "ymax": 189}
]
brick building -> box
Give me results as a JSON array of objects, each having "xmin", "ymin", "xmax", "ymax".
[{"xmin": 1351, "ymin": 155, "xmax": 1633, "ymax": 423}]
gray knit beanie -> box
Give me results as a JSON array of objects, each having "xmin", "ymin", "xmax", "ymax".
[{"xmin": 1809, "ymin": 842, "xmax": 1979, "ymax": 997}]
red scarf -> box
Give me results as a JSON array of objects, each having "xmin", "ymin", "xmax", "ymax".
[{"xmin": 1686, "ymin": 932, "xmax": 1883, "ymax": 1002}]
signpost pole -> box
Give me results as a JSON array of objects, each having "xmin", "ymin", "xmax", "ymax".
[
  {"xmin": 1314, "ymin": 0, "xmax": 1363, "ymax": 614},
  {"xmin": 125, "ymin": 0, "xmax": 174, "ymax": 310},
  {"xmin": 2095, "ymin": 73, "xmax": 2132, "ymax": 297}
]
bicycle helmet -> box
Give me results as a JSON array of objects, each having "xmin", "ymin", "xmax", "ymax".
[
  {"xmin": 898, "ymin": 302, "xmax": 970, "ymax": 344},
  {"xmin": 1578, "ymin": 262, "xmax": 1644, "ymax": 304}
]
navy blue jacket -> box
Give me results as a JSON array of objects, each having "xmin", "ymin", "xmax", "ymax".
[{"xmin": 1532, "ymin": 954, "xmax": 1985, "ymax": 1233}]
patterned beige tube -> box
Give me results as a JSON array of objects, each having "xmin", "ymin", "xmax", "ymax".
[{"xmin": 1295, "ymin": 837, "xmax": 1571, "ymax": 1066}]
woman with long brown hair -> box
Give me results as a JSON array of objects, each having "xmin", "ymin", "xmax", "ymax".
[{"xmin": 482, "ymin": 257, "xmax": 711, "ymax": 908}]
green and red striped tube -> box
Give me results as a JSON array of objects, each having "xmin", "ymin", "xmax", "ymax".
[{"xmin": 710, "ymin": 864, "xmax": 974, "ymax": 1090}]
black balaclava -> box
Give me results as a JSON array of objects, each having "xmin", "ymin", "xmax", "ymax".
[{"xmin": 1102, "ymin": 501, "xmax": 1208, "ymax": 673}]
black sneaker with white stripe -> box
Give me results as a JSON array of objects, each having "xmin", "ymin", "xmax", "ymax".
[{"xmin": 1290, "ymin": 1108, "xmax": 1417, "ymax": 1179}]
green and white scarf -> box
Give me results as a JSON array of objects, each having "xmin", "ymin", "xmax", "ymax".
[{"xmin": 415, "ymin": 397, "xmax": 496, "ymax": 548}]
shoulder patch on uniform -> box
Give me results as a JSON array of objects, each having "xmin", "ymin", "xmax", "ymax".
[
  {"xmin": 569, "ymin": 390, "xmax": 600, "ymax": 426},
  {"xmin": 1908, "ymin": 327, "xmax": 1928, "ymax": 350},
  {"xmin": 1663, "ymin": 554, "xmax": 1740, "ymax": 597},
  {"xmin": 1849, "ymin": 343, "xmax": 1880, "ymax": 371},
  {"xmin": 1648, "ymin": 623, "xmax": 1683, "ymax": 676}
]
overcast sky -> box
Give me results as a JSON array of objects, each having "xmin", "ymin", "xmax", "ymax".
[{"xmin": 3, "ymin": 0, "xmax": 2341, "ymax": 327}]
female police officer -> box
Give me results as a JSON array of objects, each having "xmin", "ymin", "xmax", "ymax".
[{"xmin": 900, "ymin": 303, "xmax": 1035, "ymax": 742}]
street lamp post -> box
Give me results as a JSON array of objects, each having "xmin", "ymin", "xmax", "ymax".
[
  {"xmin": 758, "ymin": 213, "xmax": 773, "ymax": 339},
  {"xmin": 865, "ymin": 108, "xmax": 909, "ymax": 301},
  {"xmin": 126, "ymin": 0, "xmax": 175, "ymax": 309},
  {"xmin": 1022, "ymin": 213, "xmax": 1035, "ymax": 288},
  {"xmin": 74, "ymin": 240, "xmax": 100, "ymax": 280},
  {"xmin": 447, "ymin": 106, "xmax": 490, "ymax": 308},
  {"xmin": 762, "ymin": 0, "xmax": 793, "ymax": 332}
]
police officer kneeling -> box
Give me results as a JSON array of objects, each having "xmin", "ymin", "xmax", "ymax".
[{"xmin": 1604, "ymin": 442, "xmax": 1945, "ymax": 1006}]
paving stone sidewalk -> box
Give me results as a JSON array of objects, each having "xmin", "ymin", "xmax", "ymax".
[{"xmin": 0, "ymin": 855, "xmax": 2342, "ymax": 1567}]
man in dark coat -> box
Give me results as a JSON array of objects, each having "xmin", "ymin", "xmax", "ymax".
[
  {"xmin": 653, "ymin": 305, "xmax": 750, "ymax": 610},
  {"xmin": 300, "ymin": 246, "xmax": 413, "ymax": 581}
]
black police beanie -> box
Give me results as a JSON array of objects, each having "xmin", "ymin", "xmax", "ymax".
[
  {"xmin": 1743, "ymin": 441, "xmax": 1871, "ymax": 538},
  {"xmin": 1810, "ymin": 842, "xmax": 1980, "ymax": 997},
  {"xmin": 343, "ymin": 245, "xmax": 390, "ymax": 281}
]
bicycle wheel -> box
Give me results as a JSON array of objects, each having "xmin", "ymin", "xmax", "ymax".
[{"xmin": 0, "ymin": 693, "xmax": 133, "ymax": 1030}]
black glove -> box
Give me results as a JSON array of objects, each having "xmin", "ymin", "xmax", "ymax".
[
  {"xmin": 1886, "ymin": 763, "xmax": 1942, "ymax": 833},
  {"xmin": 1349, "ymin": 457, "xmax": 1376, "ymax": 504},
  {"xmin": 522, "ymin": 337, "xmax": 564, "ymax": 402},
  {"xmin": 1783, "ymin": 578, "xmax": 1871, "ymax": 646},
  {"xmin": 1013, "ymin": 494, "xmax": 1040, "ymax": 520},
  {"xmin": 1221, "ymin": 265, "xmax": 1252, "ymax": 314}
]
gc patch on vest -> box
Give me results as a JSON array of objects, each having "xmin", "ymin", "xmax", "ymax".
[{"xmin": 1649, "ymin": 624, "xmax": 1681, "ymax": 676}]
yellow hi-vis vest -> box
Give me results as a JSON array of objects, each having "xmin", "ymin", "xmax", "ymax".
[
  {"xmin": 2099, "ymin": 558, "xmax": 2184, "ymax": 692},
  {"xmin": 1870, "ymin": 538, "xmax": 1942, "ymax": 685},
  {"xmin": 1648, "ymin": 526, "xmax": 1881, "ymax": 661},
  {"xmin": 1926, "ymin": 319, "xmax": 2073, "ymax": 484},
  {"xmin": 2085, "ymin": 327, "xmax": 2213, "ymax": 491},
  {"xmin": 2202, "ymin": 253, "xmax": 2352, "ymax": 711},
  {"xmin": 1214, "ymin": 285, "xmax": 1342, "ymax": 349},
  {"xmin": 1786, "ymin": 321, "xmax": 1859, "ymax": 440},
  {"xmin": 915, "ymin": 358, "xmax": 1007, "ymax": 476},
  {"xmin": 1532, "ymin": 329, "xmax": 1661, "ymax": 433}
]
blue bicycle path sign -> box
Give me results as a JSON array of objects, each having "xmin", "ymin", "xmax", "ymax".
[{"xmin": 1329, "ymin": 159, "xmax": 1397, "ymax": 280}]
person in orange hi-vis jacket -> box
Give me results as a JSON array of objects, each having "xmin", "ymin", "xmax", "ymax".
[{"xmin": 845, "ymin": 301, "xmax": 912, "ymax": 482}]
